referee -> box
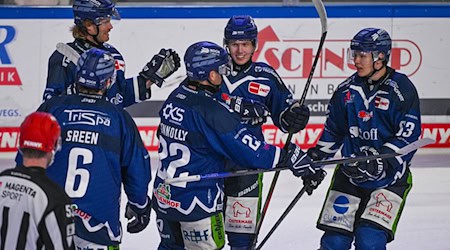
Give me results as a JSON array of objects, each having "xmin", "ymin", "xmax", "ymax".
[{"xmin": 0, "ymin": 112, "xmax": 75, "ymax": 250}]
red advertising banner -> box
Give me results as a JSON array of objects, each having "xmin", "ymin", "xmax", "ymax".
[{"xmin": 1, "ymin": 124, "xmax": 449, "ymax": 153}]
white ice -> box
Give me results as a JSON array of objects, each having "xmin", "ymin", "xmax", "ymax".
[
  {"xmin": 2, "ymin": 152, "xmax": 449, "ymax": 249},
  {"xmin": 121, "ymin": 153, "xmax": 450, "ymax": 250}
]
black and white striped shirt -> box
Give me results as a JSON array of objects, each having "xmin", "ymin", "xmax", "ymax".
[{"xmin": 0, "ymin": 165, "xmax": 75, "ymax": 250}]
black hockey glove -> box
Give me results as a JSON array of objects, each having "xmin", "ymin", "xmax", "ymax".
[
  {"xmin": 280, "ymin": 143, "xmax": 320, "ymax": 177},
  {"xmin": 302, "ymin": 169, "xmax": 327, "ymax": 195},
  {"xmin": 341, "ymin": 147, "xmax": 387, "ymax": 183},
  {"xmin": 301, "ymin": 147, "xmax": 328, "ymax": 195},
  {"xmin": 280, "ymin": 102, "xmax": 310, "ymax": 133},
  {"xmin": 139, "ymin": 48, "xmax": 181, "ymax": 87},
  {"xmin": 222, "ymin": 93, "xmax": 270, "ymax": 126},
  {"xmin": 125, "ymin": 197, "xmax": 151, "ymax": 233}
]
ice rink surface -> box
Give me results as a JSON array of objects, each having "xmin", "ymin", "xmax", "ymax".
[
  {"xmin": 126, "ymin": 153, "xmax": 450, "ymax": 250},
  {"xmin": 1, "ymin": 152, "xmax": 449, "ymax": 249}
]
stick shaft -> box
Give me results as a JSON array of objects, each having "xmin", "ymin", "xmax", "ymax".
[{"xmin": 164, "ymin": 138, "xmax": 434, "ymax": 184}]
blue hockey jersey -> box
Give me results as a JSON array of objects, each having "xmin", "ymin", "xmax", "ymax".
[
  {"xmin": 44, "ymin": 39, "xmax": 146, "ymax": 107},
  {"xmin": 18, "ymin": 93, "xmax": 151, "ymax": 244},
  {"xmin": 218, "ymin": 62, "xmax": 294, "ymax": 139},
  {"xmin": 315, "ymin": 69, "xmax": 421, "ymax": 189},
  {"xmin": 153, "ymin": 80, "xmax": 282, "ymax": 221}
]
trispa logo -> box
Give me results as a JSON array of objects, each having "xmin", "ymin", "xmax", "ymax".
[
  {"xmin": 64, "ymin": 109, "xmax": 111, "ymax": 126},
  {"xmin": 0, "ymin": 26, "xmax": 22, "ymax": 86}
]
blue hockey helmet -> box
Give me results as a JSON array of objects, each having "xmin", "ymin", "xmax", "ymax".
[
  {"xmin": 73, "ymin": 0, "xmax": 120, "ymax": 26},
  {"xmin": 184, "ymin": 41, "xmax": 230, "ymax": 81},
  {"xmin": 349, "ymin": 28, "xmax": 392, "ymax": 63},
  {"xmin": 76, "ymin": 48, "xmax": 116, "ymax": 90},
  {"xmin": 224, "ymin": 15, "xmax": 258, "ymax": 45}
]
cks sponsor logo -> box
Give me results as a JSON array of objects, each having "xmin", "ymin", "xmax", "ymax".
[
  {"xmin": 64, "ymin": 109, "xmax": 111, "ymax": 127},
  {"xmin": 0, "ymin": 26, "xmax": 22, "ymax": 86},
  {"xmin": 248, "ymin": 82, "xmax": 270, "ymax": 97},
  {"xmin": 162, "ymin": 103, "xmax": 184, "ymax": 123},
  {"xmin": 253, "ymin": 26, "xmax": 422, "ymax": 79}
]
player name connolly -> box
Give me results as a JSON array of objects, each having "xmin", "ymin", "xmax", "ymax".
[{"xmin": 160, "ymin": 123, "xmax": 188, "ymax": 141}]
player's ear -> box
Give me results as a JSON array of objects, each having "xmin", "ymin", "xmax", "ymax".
[{"xmin": 208, "ymin": 70, "xmax": 216, "ymax": 81}]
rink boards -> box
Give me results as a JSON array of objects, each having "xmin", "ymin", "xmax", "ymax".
[{"xmin": 0, "ymin": 4, "xmax": 449, "ymax": 152}]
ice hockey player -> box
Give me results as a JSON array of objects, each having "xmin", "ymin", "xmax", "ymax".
[
  {"xmin": 44, "ymin": 0, "xmax": 180, "ymax": 107},
  {"xmin": 152, "ymin": 41, "xmax": 321, "ymax": 250},
  {"xmin": 307, "ymin": 28, "xmax": 421, "ymax": 250},
  {"xmin": 1, "ymin": 112, "xmax": 75, "ymax": 249},
  {"xmin": 219, "ymin": 15, "xmax": 316, "ymax": 249},
  {"xmin": 18, "ymin": 48, "xmax": 152, "ymax": 248}
]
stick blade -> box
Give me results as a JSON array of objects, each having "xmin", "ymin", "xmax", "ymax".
[
  {"xmin": 312, "ymin": 0, "xmax": 328, "ymax": 33},
  {"xmin": 397, "ymin": 137, "xmax": 435, "ymax": 155}
]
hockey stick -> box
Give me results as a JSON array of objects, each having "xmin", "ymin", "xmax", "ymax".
[
  {"xmin": 165, "ymin": 138, "xmax": 434, "ymax": 185},
  {"xmin": 56, "ymin": 42, "xmax": 81, "ymax": 64},
  {"xmin": 255, "ymin": 185, "xmax": 307, "ymax": 250},
  {"xmin": 251, "ymin": 1, "xmax": 328, "ymax": 248},
  {"xmin": 254, "ymin": 138, "xmax": 434, "ymax": 249}
]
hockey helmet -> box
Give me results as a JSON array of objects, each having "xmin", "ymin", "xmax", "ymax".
[
  {"xmin": 224, "ymin": 15, "xmax": 258, "ymax": 45},
  {"xmin": 19, "ymin": 112, "xmax": 61, "ymax": 153},
  {"xmin": 73, "ymin": 0, "xmax": 120, "ymax": 26},
  {"xmin": 76, "ymin": 48, "xmax": 116, "ymax": 90},
  {"xmin": 184, "ymin": 41, "xmax": 230, "ymax": 81},
  {"xmin": 349, "ymin": 28, "xmax": 392, "ymax": 63}
]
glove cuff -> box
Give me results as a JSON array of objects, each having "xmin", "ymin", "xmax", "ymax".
[
  {"xmin": 137, "ymin": 75, "xmax": 151, "ymax": 100},
  {"xmin": 278, "ymin": 108, "xmax": 290, "ymax": 133}
]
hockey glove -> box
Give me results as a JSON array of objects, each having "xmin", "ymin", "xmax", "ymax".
[
  {"xmin": 280, "ymin": 143, "xmax": 319, "ymax": 177},
  {"xmin": 222, "ymin": 93, "xmax": 270, "ymax": 126},
  {"xmin": 341, "ymin": 147, "xmax": 387, "ymax": 183},
  {"xmin": 301, "ymin": 147, "xmax": 328, "ymax": 195},
  {"xmin": 280, "ymin": 102, "xmax": 310, "ymax": 133},
  {"xmin": 139, "ymin": 48, "xmax": 181, "ymax": 87},
  {"xmin": 302, "ymin": 169, "xmax": 327, "ymax": 195},
  {"xmin": 125, "ymin": 197, "xmax": 151, "ymax": 233}
]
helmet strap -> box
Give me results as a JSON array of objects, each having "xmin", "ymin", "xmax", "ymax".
[
  {"xmin": 82, "ymin": 22, "xmax": 102, "ymax": 46},
  {"xmin": 231, "ymin": 59, "xmax": 252, "ymax": 75},
  {"xmin": 91, "ymin": 24, "xmax": 103, "ymax": 45},
  {"xmin": 366, "ymin": 53, "xmax": 387, "ymax": 85}
]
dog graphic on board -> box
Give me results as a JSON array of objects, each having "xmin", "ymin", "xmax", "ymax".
[{"xmin": 232, "ymin": 201, "xmax": 251, "ymax": 218}]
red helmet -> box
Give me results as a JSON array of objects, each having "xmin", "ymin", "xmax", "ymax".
[{"xmin": 19, "ymin": 112, "xmax": 61, "ymax": 153}]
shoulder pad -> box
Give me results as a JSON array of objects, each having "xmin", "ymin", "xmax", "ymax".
[
  {"xmin": 253, "ymin": 62, "xmax": 285, "ymax": 86},
  {"xmin": 336, "ymin": 75, "xmax": 354, "ymax": 90},
  {"xmin": 102, "ymin": 43, "xmax": 119, "ymax": 54},
  {"xmin": 190, "ymin": 95, "xmax": 241, "ymax": 133},
  {"xmin": 55, "ymin": 42, "xmax": 80, "ymax": 65},
  {"xmin": 385, "ymin": 72, "xmax": 417, "ymax": 102}
]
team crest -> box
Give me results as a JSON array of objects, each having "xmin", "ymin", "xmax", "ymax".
[
  {"xmin": 358, "ymin": 110, "xmax": 373, "ymax": 122},
  {"xmin": 375, "ymin": 96, "xmax": 390, "ymax": 110}
]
